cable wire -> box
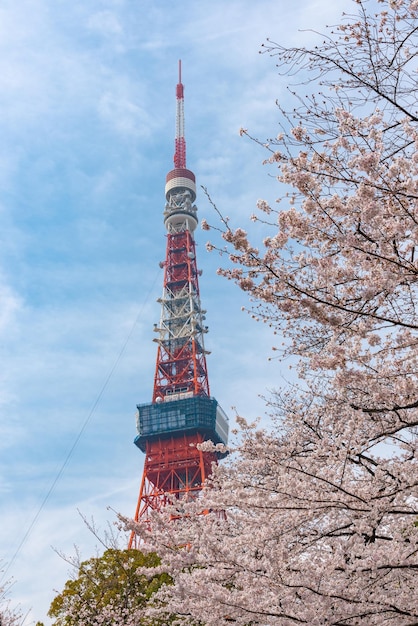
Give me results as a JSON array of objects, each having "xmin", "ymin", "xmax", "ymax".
[{"xmin": 0, "ymin": 269, "xmax": 161, "ymax": 585}]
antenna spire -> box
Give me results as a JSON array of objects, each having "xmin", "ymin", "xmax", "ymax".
[{"xmin": 174, "ymin": 59, "xmax": 186, "ymax": 168}]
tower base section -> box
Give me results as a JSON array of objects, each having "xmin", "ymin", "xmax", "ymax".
[{"xmin": 128, "ymin": 432, "xmax": 220, "ymax": 549}]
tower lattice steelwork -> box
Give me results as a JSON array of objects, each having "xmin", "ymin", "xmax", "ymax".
[{"xmin": 129, "ymin": 62, "xmax": 228, "ymax": 547}]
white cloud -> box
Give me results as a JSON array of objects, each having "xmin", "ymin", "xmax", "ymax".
[
  {"xmin": 98, "ymin": 90, "xmax": 152, "ymax": 137},
  {"xmin": 87, "ymin": 10, "xmax": 123, "ymax": 37}
]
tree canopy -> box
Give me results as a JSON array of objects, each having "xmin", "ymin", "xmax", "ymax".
[
  {"xmin": 0, "ymin": 577, "xmax": 21, "ymax": 626},
  {"xmin": 126, "ymin": 1, "xmax": 418, "ymax": 624},
  {"xmin": 48, "ymin": 548, "xmax": 172, "ymax": 626}
]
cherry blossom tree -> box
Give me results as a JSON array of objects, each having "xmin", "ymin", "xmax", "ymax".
[
  {"xmin": 124, "ymin": 1, "xmax": 418, "ymax": 624},
  {"xmin": 0, "ymin": 574, "xmax": 22, "ymax": 626}
]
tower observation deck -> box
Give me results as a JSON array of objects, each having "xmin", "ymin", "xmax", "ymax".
[{"xmin": 129, "ymin": 62, "xmax": 228, "ymax": 547}]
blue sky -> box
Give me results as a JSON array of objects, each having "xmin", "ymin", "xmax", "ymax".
[{"xmin": 0, "ymin": 0, "xmax": 354, "ymax": 622}]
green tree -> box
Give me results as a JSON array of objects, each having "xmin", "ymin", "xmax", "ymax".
[{"xmin": 48, "ymin": 548, "xmax": 172, "ymax": 626}]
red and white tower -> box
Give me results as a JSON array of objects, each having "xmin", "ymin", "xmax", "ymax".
[{"xmin": 129, "ymin": 62, "xmax": 228, "ymax": 547}]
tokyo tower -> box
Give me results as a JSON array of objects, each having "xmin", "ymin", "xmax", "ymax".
[{"xmin": 129, "ymin": 62, "xmax": 228, "ymax": 547}]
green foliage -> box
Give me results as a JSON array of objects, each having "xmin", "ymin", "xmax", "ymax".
[{"xmin": 48, "ymin": 549, "xmax": 172, "ymax": 626}]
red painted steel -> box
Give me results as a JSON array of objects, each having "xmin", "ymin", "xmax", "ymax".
[
  {"xmin": 128, "ymin": 432, "xmax": 218, "ymax": 547},
  {"xmin": 165, "ymin": 168, "xmax": 195, "ymax": 184},
  {"xmin": 174, "ymin": 137, "xmax": 186, "ymax": 169}
]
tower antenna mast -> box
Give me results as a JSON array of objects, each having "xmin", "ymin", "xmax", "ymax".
[{"xmin": 174, "ymin": 59, "xmax": 186, "ymax": 169}]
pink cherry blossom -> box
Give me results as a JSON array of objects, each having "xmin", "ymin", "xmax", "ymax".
[
  {"xmin": 124, "ymin": 3, "xmax": 418, "ymax": 624},
  {"xmin": 77, "ymin": 3, "xmax": 418, "ymax": 625}
]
